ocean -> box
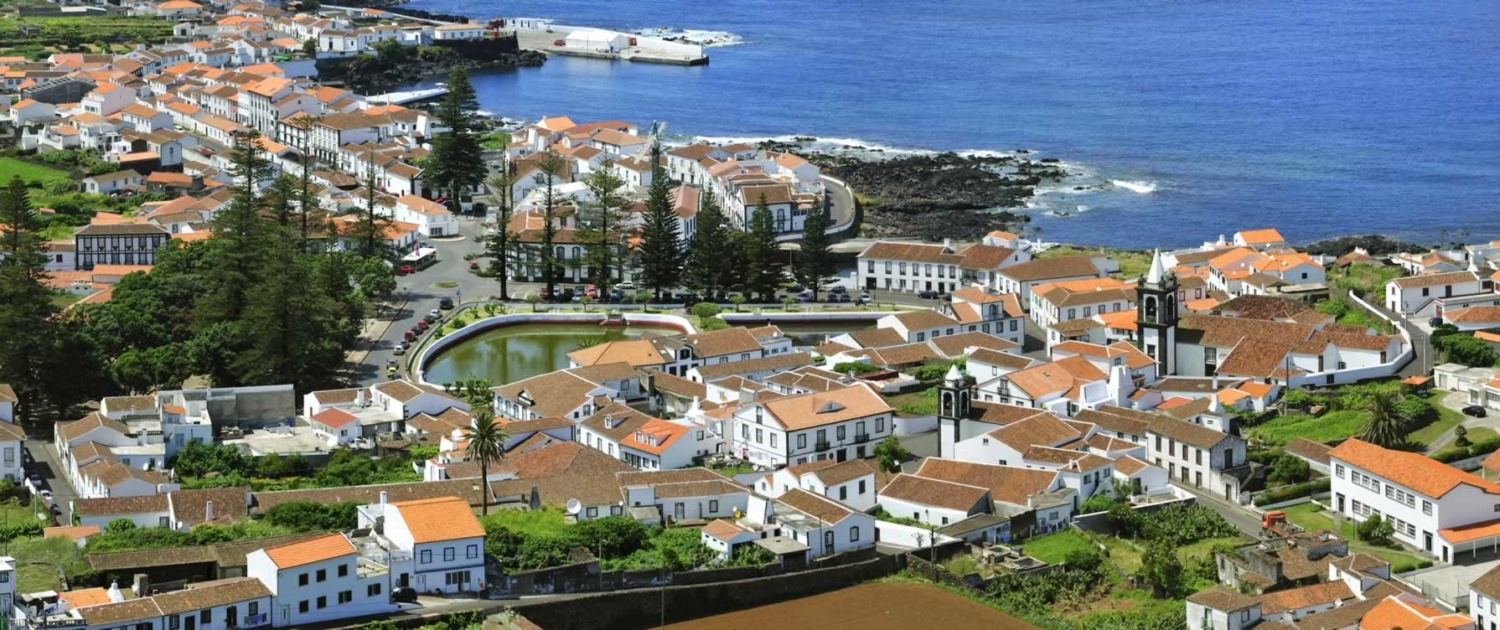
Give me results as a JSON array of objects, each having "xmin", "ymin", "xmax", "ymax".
[{"xmin": 401, "ymin": 0, "xmax": 1500, "ymax": 249}]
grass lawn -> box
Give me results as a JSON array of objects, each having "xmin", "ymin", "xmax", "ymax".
[
  {"xmin": 0, "ymin": 157, "xmax": 68, "ymax": 185},
  {"xmin": 1279, "ymin": 503, "xmax": 1432, "ymax": 573},
  {"xmin": 1466, "ymin": 427, "xmax": 1498, "ymax": 444},
  {"xmin": 1021, "ymin": 530, "xmax": 1096, "ymax": 564},
  {"xmin": 1249, "ymin": 410, "xmax": 1367, "ymax": 446},
  {"xmin": 1408, "ymin": 392, "xmax": 1467, "ymax": 447},
  {"xmin": 12, "ymin": 535, "xmax": 85, "ymax": 593},
  {"xmin": 480, "ymin": 507, "xmax": 569, "ymax": 537},
  {"xmin": 1037, "ymin": 244, "xmax": 1152, "ymax": 279},
  {"xmin": 1177, "ymin": 536, "xmax": 1248, "ymax": 564},
  {"xmin": 1098, "ymin": 536, "xmax": 1144, "ymax": 573},
  {"xmin": 886, "ymin": 386, "xmax": 937, "ymax": 417}
]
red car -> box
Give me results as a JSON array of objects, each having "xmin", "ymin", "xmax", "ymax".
[
  {"xmin": 585, "ymin": 284, "xmax": 600, "ymax": 299},
  {"xmin": 416, "ymin": 320, "xmax": 429, "ymax": 331},
  {"xmin": 397, "ymin": 264, "xmax": 415, "ymax": 275},
  {"xmin": 403, "ymin": 330, "xmax": 417, "ymax": 343}
]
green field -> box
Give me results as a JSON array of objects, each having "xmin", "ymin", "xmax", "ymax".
[
  {"xmin": 1248, "ymin": 410, "xmax": 1366, "ymax": 446},
  {"xmin": 0, "ymin": 157, "xmax": 69, "ymax": 186},
  {"xmin": 1020, "ymin": 530, "xmax": 1096, "ymax": 564},
  {"xmin": 0, "ymin": 15, "xmax": 175, "ymax": 50}
]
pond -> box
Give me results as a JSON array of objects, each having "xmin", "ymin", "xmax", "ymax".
[{"xmin": 420, "ymin": 323, "xmax": 680, "ymax": 386}]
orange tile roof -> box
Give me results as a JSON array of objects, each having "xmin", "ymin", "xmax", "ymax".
[
  {"xmin": 59, "ymin": 587, "xmax": 115, "ymax": 609},
  {"xmin": 262, "ymin": 532, "xmax": 354, "ymax": 568},
  {"xmin": 44, "ymin": 524, "xmax": 101, "ymax": 541},
  {"xmin": 310, "ymin": 407, "xmax": 357, "ymax": 429},
  {"xmin": 391, "ymin": 496, "xmax": 484, "ymax": 543},
  {"xmin": 1358, "ymin": 595, "xmax": 1473, "ymax": 630},
  {"xmin": 1330, "ymin": 438, "xmax": 1500, "ymax": 499},
  {"xmin": 1440, "ymin": 518, "xmax": 1500, "ymax": 544},
  {"xmin": 702, "ymin": 519, "xmax": 748, "ymax": 542},
  {"xmin": 1237, "ymin": 228, "xmax": 1285, "ymax": 244}
]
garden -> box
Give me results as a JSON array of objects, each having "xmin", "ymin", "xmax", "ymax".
[
  {"xmin": 1244, "ymin": 380, "xmax": 1456, "ymax": 450},
  {"xmin": 921, "ymin": 503, "xmax": 1242, "ymax": 629},
  {"xmin": 1277, "ymin": 502, "xmax": 1431, "ymax": 573},
  {"xmin": 481, "ymin": 510, "xmax": 774, "ymax": 574}
]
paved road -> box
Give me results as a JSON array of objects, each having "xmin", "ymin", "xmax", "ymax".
[
  {"xmin": 26, "ymin": 439, "xmax": 71, "ymax": 526},
  {"xmin": 821, "ymin": 175, "xmax": 857, "ymax": 234}
]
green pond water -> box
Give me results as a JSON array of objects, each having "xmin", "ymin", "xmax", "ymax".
[{"xmin": 422, "ymin": 321, "xmax": 874, "ymax": 386}]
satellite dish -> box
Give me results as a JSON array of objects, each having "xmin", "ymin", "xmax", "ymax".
[{"xmin": 565, "ymin": 499, "xmax": 582, "ymax": 515}]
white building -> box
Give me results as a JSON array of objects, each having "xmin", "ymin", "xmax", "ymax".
[
  {"xmin": 246, "ymin": 533, "xmax": 397, "ymax": 627},
  {"xmin": 753, "ymin": 459, "xmax": 877, "ymax": 512},
  {"xmin": 764, "ymin": 489, "xmax": 875, "ymax": 559},
  {"xmin": 377, "ymin": 496, "xmax": 486, "ymax": 594},
  {"xmin": 1386, "ymin": 270, "xmax": 1493, "ymax": 318},
  {"xmin": 730, "ymin": 383, "xmax": 894, "ymax": 468},
  {"xmin": 1330, "ymin": 438, "xmax": 1500, "ymax": 563}
]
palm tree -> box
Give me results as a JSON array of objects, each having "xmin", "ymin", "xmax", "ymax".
[
  {"xmin": 465, "ymin": 408, "xmax": 507, "ymax": 516},
  {"xmin": 1358, "ymin": 390, "xmax": 1406, "ymax": 448}
]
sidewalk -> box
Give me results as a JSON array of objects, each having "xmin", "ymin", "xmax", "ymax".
[{"xmin": 342, "ymin": 293, "xmax": 409, "ymax": 380}]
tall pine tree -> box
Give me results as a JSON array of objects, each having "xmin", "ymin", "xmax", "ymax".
[
  {"xmin": 427, "ymin": 68, "xmax": 485, "ymax": 215},
  {"xmin": 0, "ymin": 176, "xmax": 57, "ymax": 422},
  {"xmin": 533, "ymin": 152, "xmax": 567, "ymax": 298},
  {"xmin": 635, "ymin": 143, "xmax": 682, "ymax": 300},
  {"xmin": 486, "ymin": 157, "xmax": 517, "ymax": 300},
  {"xmin": 744, "ymin": 193, "xmax": 783, "ymax": 301},
  {"xmin": 578, "ymin": 161, "xmax": 627, "ymax": 294},
  {"xmin": 201, "ymin": 130, "xmax": 271, "ymax": 324},
  {"xmin": 793, "ymin": 194, "xmax": 834, "ymax": 300},
  {"xmin": 350, "ymin": 149, "xmax": 393, "ymax": 260}
]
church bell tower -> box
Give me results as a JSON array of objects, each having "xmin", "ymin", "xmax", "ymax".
[
  {"xmin": 1136, "ymin": 249, "xmax": 1179, "ymax": 376},
  {"xmin": 937, "ymin": 365, "xmax": 971, "ymax": 459}
]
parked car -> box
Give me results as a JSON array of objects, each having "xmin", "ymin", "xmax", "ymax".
[
  {"xmin": 787, "ymin": 284, "xmax": 805, "ymax": 294},
  {"xmin": 917, "ymin": 290, "xmax": 939, "ymax": 299},
  {"xmin": 439, "ymin": 297, "xmax": 454, "ymax": 310},
  {"xmin": 423, "ymin": 314, "xmax": 439, "ymax": 325},
  {"xmin": 859, "ymin": 292, "xmax": 872, "ymax": 302},
  {"xmin": 396, "ymin": 264, "xmax": 414, "ymax": 275},
  {"xmin": 1463, "ymin": 405, "xmax": 1488, "ymax": 418},
  {"xmin": 404, "ymin": 330, "xmax": 417, "ymax": 343},
  {"xmin": 469, "ymin": 261, "xmax": 480, "ymax": 270},
  {"xmin": 838, "ymin": 293, "xmax": 852, "ymax": 303},
  {"xmin": 1429, "ymin": 317, "xmax": 1445, "ymax": 327},
  {"xmin": 829, "ymin": 285, "xmax": 847, "ymax": 294},
  {"xmin": 429, "ymin": 309, "xmax": 441, "ymax": 319},
  {"xmin": 416, "ymin": 320, "xmax": 430, "ymax": 331},
  {"xmin": 616, "ymin": 280, "xmax": 636, "ymax": 291},
  {"xmin": 393, "ymin": 343, "xmax": 406, "ymax": 356},
  {"xmin": 391, "ymin": 588, "xmax": 419, "ymax": 604}
]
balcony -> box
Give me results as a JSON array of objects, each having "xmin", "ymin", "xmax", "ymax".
[
  {"xmin": 854, "ymin": 433, "xmax": 871, "ymax": 443},
  {"xmin": 815, "ymin": 440, "xmax": 831, "ymax": 452}
]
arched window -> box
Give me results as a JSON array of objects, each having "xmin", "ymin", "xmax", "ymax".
[{"xmin": 1144, "ymin": 296, "xmax": 1157, "ymax": 320}]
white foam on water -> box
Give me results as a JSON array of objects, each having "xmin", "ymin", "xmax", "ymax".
[{"xmin": 1111, "ymin": 179, "xmax": 1158, "ymax": 194}]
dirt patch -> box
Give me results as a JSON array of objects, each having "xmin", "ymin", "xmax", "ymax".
[{"xmin": 665, "ymin": 582, "xmax": 1036, "ymax": 630}]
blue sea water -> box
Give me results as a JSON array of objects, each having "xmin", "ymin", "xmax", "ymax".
[{"xmin": 403, "ymin": 0, "xmax": 1500, "ymax": 248}]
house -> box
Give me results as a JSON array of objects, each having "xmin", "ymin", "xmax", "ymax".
[
  {"xmin": 1146, "ymin": 417, "xmax": 1250, "ymax": 502},
  {"xmin": 492, "ymin": 367, "xmax": 631, "ymax": 422},
  {"xmin": 375, "ymin": 496, "xmax": 486, "ymax": 594},
  {"xmin": 729, "ymin": 383, "xmax": 894, "ymax": 468},
  {"xmin": 912, "ymin": 458, "xmax": 1074, "ymax": 534},
  {"xmin": 576, "ymin": 403, "xmax": 712, "ymax": 470},
  {"xmin": 765, "ymin": 489, "xmax": 875, "ymax": 559},
  {"xmin": 994, "ymin": 256, "xmax": 1107, "ymax": 306},
  {"xmin": 701, "ymin": 519, "xmax": 759, "ymax": 562},
  {"xmin": 1469, "ymin": 564, "xmax": 1500, "ymax": 630},
  {"xmin": 1232, "ymin": 228, "xmax": 1286, "ymax": 250},
  {"xmin": 73, "ymin": 223, "xmax": 171, "ymax": 270},
  {"xmin": 0, "ymin": 420, "xmax": 24, "ymax": 483},
  {"xmin": 0, "ymin": 384, "xmax": 13, "ymax": 424},
  {"xmin": 1186, "ymin": 587, "xmax": 1262, "ymax": 630},
  {"xmin": 617, "ymin": 469, "xmax": 750, "ymax": 525},
  {"xmin": 1329, "ymin": 438, "xmax": 1500, "ymax": 563},
  {"xmin": 754, "ymin": 459, "xmax": 877, "ymax": 511},
  {"xmin": 1386, "ymin": 270, "xmax": 1493, "ymax": 318},
  {"xmin": 81, "ymin": 169, "xmax": 144, "ymax": 194},
  {"xmin": 945, "ymin": 287, "xmax": 1027, "ymax": 346},
  {"xmin": 432, "ymin": 23, "xmax": 486, "ymax": 40},
  {"xmin": 855, "ymin": 240, "xmax": 967, "ymax": 294},
  {"xmin": 878, "ymin": 473, "xmax": 991, "ymax": 529},
  {"xmin": 394, "ymin": 195, "xmax": 458, "ymax": 237},
  {"xmin": 246, "ymin": 533, "xmax": 396, "ymax": 627}
]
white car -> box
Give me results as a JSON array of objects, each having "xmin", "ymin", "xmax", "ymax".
[{"xmin": 615, "ymin": 281, "xmax": 636, "ymax": 291}]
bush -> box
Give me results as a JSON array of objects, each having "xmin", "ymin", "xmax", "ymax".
[
  {"xmin": 263, "ymin": 501, "xmax": 360, "ymax": 532},
  {"xmin": 1108, "ymin": 503, "xmax": 1239, "ymax": 546},
  {"xmin": 1266, "ymin": 452, "xmax": 1312, "ymax": 487},
  {"xmin": 1435, "ymin": 333, "xmax": 1497, "ymax": 368},
  {"xmin": 1396, "ymin": 397, "xmax": 1437, "ymax": 430},
  {"xmin": 689, "ymin": 302, "xmax": 722, "ymax": 319},
  {"xmin": 1356, "ymin": 514, "xmax": 1394, "ymax": 544},
  {"xmin": 1253, "ymin": 478, "xmax": 1330, "ymax": 507},
  {"xmin": 1078, "ymin": 494, "xmax": 1122, "ymax": 515},
  {"xmin": 833, "ymin": 361, "xmax": 880, "ymax": 376}
]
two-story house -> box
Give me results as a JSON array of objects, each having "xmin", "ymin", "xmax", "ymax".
[{"xmin": 731, "ymin": 383, "xmax": 893, "ymax": 468}]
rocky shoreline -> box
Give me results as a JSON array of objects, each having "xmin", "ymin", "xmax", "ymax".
[
  {"xmin": 781, "ymin": 146, "xmax": 1066, "ymax": 241},
  {"xmin": 321, "ymin": 40, "xmax": 545, "ymax": 95}
]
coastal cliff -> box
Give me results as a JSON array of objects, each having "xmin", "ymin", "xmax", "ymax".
[
  {"xmin": 801, "ymin": 150, "xmax": 1065, "ymax": 240},
  {"xmin": 317, "ymin": 37, "xmax": 545, "ymax": 94}
]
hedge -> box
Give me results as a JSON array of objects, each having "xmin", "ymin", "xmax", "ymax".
[
  {"xmin": 1253, "ymin": 478, "xmax": 1331, "ymax": 507},
  {"xmin": 1431, "ymin": 435, "xmax": 1500, "ymax": 464}
]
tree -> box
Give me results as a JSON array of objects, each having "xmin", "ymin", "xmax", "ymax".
[
  {"xmin": 533, "ymin": 152, "xmax": 568, "ymax": 298},
  {"xmin": 1267, "ymin": 452, "xmax": 1311, "ymax": 487},
  {"xmin": 1139, "ymin": 541, "xmax": 1184, "ymax": 597},
  {"xmin": 301, "ymin": 37, "xmax": 318, "ymax": 57},
  {"xmin": 1358, "ymin": 390, "xmax": 1407, "ymax": 448},
  {"xmin": 874, "ymin": 436, "xmax": 910, "ymax": 473},
  {"xmin": 1456, "ymin": 425, "xmax": 1471, "ymax": 448},
  {"xmin": 683, "ymin": 187, "xmax": 729, "ymax": 298},
  {"xmin": 426, "ymin": 68, "xmax": 485, "ymax": 215},
  {"xmin": 636, "ymin": 143, "xmax": 683, "ymax": 299},
  {"xmin": 743, "ymin": 193, "xmax": 783, "ymax": 301},
  {"xmin": 288, "ymin": 114, "xmax": 323, "ymax": 244},
  {"xmin": 201, "ymin": 130, "xmax": 272, "ymax": 324},
  {"xmin": 578, "ymin": 161, "xmax": 627, "ymax": 294},
  {"xmin": 465, "ymin": 408, "xmax": 507, "ymax": 516},
  {"xmin": 233, "ymin": 224, "xmax": 344, "ymax": 390},
  {"xmin": 486, "ymin": 158, "xmax": 518, "ymax": 300},
  {"xmin": 0, "ymin": 176, "xmax": 59, "ymax": 421},
  {"xmin": 348, "ymin": 148, "xmax": 393, "ymax": 260},
  {"xmin": 1356, "ymin": 513, "xmax": 1394, "ymax": 544},
  {"xmin": 1436, "ymin": 333, "xmax": 1497, "ymax": 368},
  {"xmin": 792, "ymin": 194, "xmax": 834, "ymax": 301}
]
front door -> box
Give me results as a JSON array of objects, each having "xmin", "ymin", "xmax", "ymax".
[
  {"xmin": 400, "ymin": 572, "xmax": 410, "ymax": 588},
  {"xmin": 185, "ymin": 616, "xmax": 196, "ymax": 630},
  {"xmin": 836, "ymin": 449, "xmax": 848, "ymax": 463},
  {"xmin": 1223, "ymin": 483, "xmax": 1232, "ymax": 501},
  {"xmin": 1424, "ymin": 532, "xmax": 1433, "ymax": 552}
]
